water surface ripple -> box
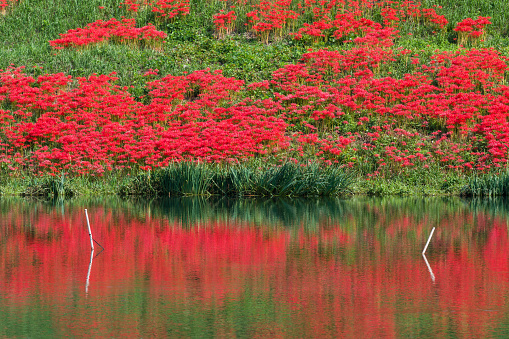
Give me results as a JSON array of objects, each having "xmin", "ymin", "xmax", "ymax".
[{"xmin": 1, "ymin": 197, "xmax": 509, "ymax": 338}]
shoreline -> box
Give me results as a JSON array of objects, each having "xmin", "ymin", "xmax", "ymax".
[{"xmin": 1, "ymin": 161, "xmax": 502, "ymax": 198}]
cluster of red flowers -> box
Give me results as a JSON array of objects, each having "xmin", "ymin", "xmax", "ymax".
[
  {"xmin": 378, "ymin": 1, "xmax": 447, "ymax": 29},
  {"xmin": 249, "ymin": 43, "xmax": 509, "ymax": 172},
  {"xmin": 228, "ymin": 4, "xmax": 497, "ymax": 175},
  {"xmin": 18, "ymin": 0, "xmax": 509, "ymax": 177},
  {"xmin": 246, "ymin": 0, "xmax": 299, "ymax": 43},
  {"xmin": 49, "ymin": 18, "xmax": 167, "ymax": 50},
  {"xmin": 454, "ymin": 16, "xmax": 491, "ymax": 45},
  {"xmin": 4, "ymin": 45, "xmax": 509, "ymax": 176},
  {"xmin": 0, "ymin": 67, "xmax": 286, "ymax": 175},
  {"xmin": 213, "ymin": 10, "xmax": 237, "ymax": 39},
  {"xmin": 212, "ymin": 0, "xmax": 447, "ymax": 43},
  {"xmin": 121, "ymin": 0, "xmax": 190, "ymax": 20}
]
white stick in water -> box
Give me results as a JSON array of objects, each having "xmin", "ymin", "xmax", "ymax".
[
  {"xmin": 422, "ymin": 227, "xmax": 435, "ymax": 255},
  {"xmin": 86, "ymin": 249, "xmax": 94, "ymax": 294},
  {"xmin": 85, "ymin": 209, "xmax": 94, "ymax": 251},
  {"xmin": 422, "ymin": 253, "xmax": 436, "ymax": 282}
]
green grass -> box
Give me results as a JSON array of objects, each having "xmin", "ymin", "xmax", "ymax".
[
  {"xmin": 461, "ymin": 170, "xmax": 509, "ymax": 197},
  {"xmin": 0, "ymin": 0, "xmax": 306, "ymax": 92},
  {"xmin": 0, "ymin": 161, "xmax": 478, "ymax": 198},
  {"xmin": 358, "ymin": 163, "xmax": 467, "ymax": 196},
  {"xmin": 0, "ymin": 172, "xmax": 134, "ymax": 197},
  {"xmin": 117, "ymin": 162, "xmax": 353, "ymax": 198}
]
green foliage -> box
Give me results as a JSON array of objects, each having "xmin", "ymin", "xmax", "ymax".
[
  {"xmin": 158, "ymin": 162, "xmax": 212, "ymax": 196},
  {"xmin": 210, "ymin": 166, "xmax": 255, "ymax": 196},
  {"xmin": 118, "ymin": 162, "xmax": 353, "ymax": 198},
  {"xmin": 461, "ymin": 170, "xmax": 509, "ymax": 197},
  {"xmin": 361, "ymin": 164, "xmax": 467, "ymax": 196},
  {"xmin": 19, "ymin": 173, "xmax": 73, "ymax": 198}
]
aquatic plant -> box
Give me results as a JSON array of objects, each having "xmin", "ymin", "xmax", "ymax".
[{"xmin": 461, "ymin": 170, "xmax": 509, "ymax": 196}]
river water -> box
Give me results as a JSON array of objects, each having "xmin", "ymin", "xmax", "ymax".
[{"xmin": 1, "ymin": 196, "xmax": 509, "ymax": 338}]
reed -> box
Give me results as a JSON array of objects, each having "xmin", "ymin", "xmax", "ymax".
[
  {"xmin": 460, "ymin": 170, "xmax": 509, "ymax": 197},
  {"xmin": 321, "ymin": 165, "xmax": 354, "ymax": 196},
  {"xmin": 251, "ymin": 163, "xmax": 304, "ymax": 196},
  {"xmin": 20, "ymin": 173, "xmax": 74, "ymax": 198},
  {"xmin": 210, "ymin": 166, "xmax": 255, "ymax": 196},
  {"xmin": 158, "ymin": 162, "xmax": 212, "ymax": 196},
  {"xmin": 118, "ymin": 162, "xmax": 354, "ymax": 197},
  {"xmin": 240, "ymin": 162, "xmax": 352, "ymax": 197}
]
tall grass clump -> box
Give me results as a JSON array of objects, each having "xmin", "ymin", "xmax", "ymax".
[
  {"xmin": 461, "ymin": 170, "xmax": 509, "ymax": 197},
  {"xmin": 250, "ymin": 163, "xmax": 307, "ymax": 197},
  {"xmin": 158, "ymin": 162, "xmax": 212, "ymax": 196},
  {"xmin": 209, "ymin": 166, "xmax": 255, "ymax": 196},
  {"xmin": 19, "ymin": 173, "xmax": 74, "ymax": 198},
  {"xmin": 321, "ymin": 166, "xmax": 354, "ymax": 196},
  {"xmin": 249, "ymin": 163, "xmax": 353, "ymax": 197},
  {"xmin": 197, "ymin": 163, "xmax": 353, "ymax": 197},
  {"xmin": 119, "ymin": 162, "xmax": 353, "ymax": 197}
]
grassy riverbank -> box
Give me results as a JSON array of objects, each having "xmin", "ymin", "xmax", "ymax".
[
  {"xmin": 0, "ymin": 0, "xmax": 509, "ymax": 197},
  {"xmin": 0, "ymin": 163, "xmax": 471, "ymax": 197}
]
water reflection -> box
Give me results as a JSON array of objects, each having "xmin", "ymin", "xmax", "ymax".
[
  {"xmin": 86, "ymin": 249, "xmax": 93, "ymax": 295},
  {"xmin": 0, "ymin": 196, "xmax": 509, "ymax": 337},
  {"xmin": 422, "ymin": 253, "xmax": 435, "ymax": 282}
]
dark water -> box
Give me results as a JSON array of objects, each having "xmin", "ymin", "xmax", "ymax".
[{"xmin": 1, "ymin": 196, "xmax": 509, "ymax": 338}]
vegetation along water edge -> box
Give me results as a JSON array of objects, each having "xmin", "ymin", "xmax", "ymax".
[{"xmin": 1, "ymin": 0, "xmax": 509, "ymax": 197}]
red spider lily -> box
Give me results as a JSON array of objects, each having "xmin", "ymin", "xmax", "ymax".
[
  {"xmin": 240, "ymin": 0, "xmax": 448, "ymax": 44},
  {"xmin": 246, "ymin": 0, "xmax": 299, "ymax": 43},
  {"xmin": 49, "ymin": 18, "xmax": 166, "ymax": 50},
  {"xmin": 213, "ymin": 10, "xmax": 237, "ymax": 38},
  {"xmin": 0, "ymin": 68, "xmax": 287, "ymax": 175},
  {"xmin": 254, "ymin": 45, "xmax": 509, "ymax": 171},
  {"xmin": 122, "ymin": 0, "xmax": 190, "ymax": 21},
  {"xmin": 4, "ymin": 1, "xmax": 509, "ymax": 178},
  {"xmin": 151, "ymin": 0, "xmax": 190, "ymax": 21},
  {"xmin": 454, "ymin": 16, "xmax": 491, "ymax": 45}
]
